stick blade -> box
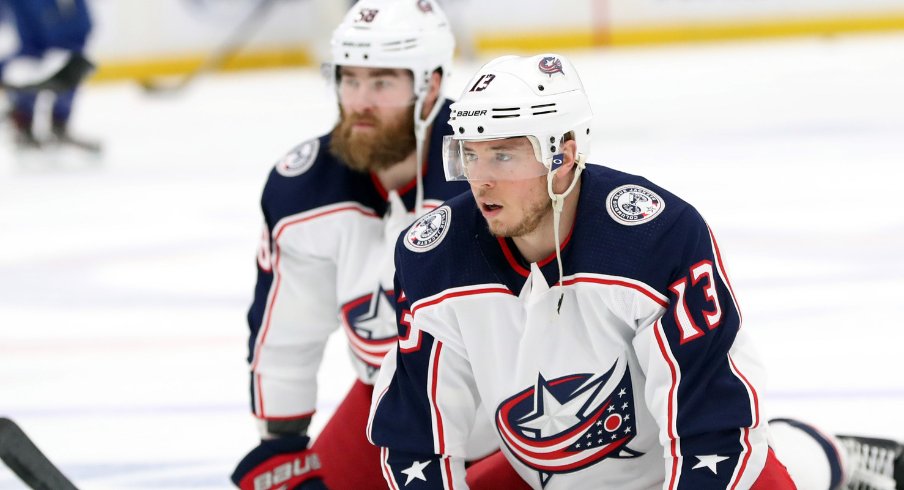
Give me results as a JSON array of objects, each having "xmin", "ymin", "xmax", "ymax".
[
  {"xmin": 138, "ymin": 76, "xmax": 192, "ymax": 96},
  {"xmin": 0, "ymin": 418, "xmax": 78, "ymax": 490}
]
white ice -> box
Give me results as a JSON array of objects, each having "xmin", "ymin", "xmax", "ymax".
[{"xmin": 1, "ymin": 33, "xmax": 904, "ymax": 489}]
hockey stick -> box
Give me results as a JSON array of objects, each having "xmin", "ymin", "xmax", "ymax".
[
  {"xmin": 1, "ymin": 53, "xmax": 95, "ymax": 93},
  {"xmin": 0, "ymin": 417, "xmax": 78, "ymax": 490},
  {"xmin": 139, "ymin": 0, "xmax": 279, "ymax": 95}
]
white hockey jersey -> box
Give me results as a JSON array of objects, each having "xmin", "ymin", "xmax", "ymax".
[
  {"xmin": 245, "ymin": 100, "xmax": 471, "ymax": 421},
  {"xmin": 369, "ymin": 164, "xmax": 780, "ymax": 489}
]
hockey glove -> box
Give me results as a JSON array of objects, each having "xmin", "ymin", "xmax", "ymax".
[{"xmin": 231, "ymin": 435, "xmax": 328, "ymax": 490}]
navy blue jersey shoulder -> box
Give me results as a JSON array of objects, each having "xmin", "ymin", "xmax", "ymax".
[
  {"xmin": 568, "ymin": 163, "xmax": 708, "ymax": 293},
  {"xmin": 259, "ymin": 99, "xmax": 468, "ymax": 228},
  {"xmin": 260, "ymin": 133, "xmax": 370, "ymax": 227},
  {"xmin": 395, "ymin": 163, "xmax": 712, "ymax": 304},
  {"xmin": 394, "ymin": 191, "xmax": 494, "ymax": 302}
]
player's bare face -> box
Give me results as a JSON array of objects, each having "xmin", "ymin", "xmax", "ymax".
[
  {"xmin": 465, "ymin": 139, "xmax": 551, "ymax": 237},
  {"xmin": 480, "ymin": 177, "xmax": 550, "ymax": 237},
  {"xmin": 329, "ymin": 67, "xmax": 416, "ymax": 172}
]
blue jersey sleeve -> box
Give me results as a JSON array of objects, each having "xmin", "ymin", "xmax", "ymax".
[
  {"xmin": 368, "ymin": 261, "xmax": 473, "ymax": 489},
  {"xmin": 634, "ymin": 207, "xmax": 770, "ymax": 488}
]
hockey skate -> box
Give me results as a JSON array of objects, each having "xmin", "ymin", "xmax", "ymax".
[
  {"xmin": 50, "ymin": 120, "xmax": 102, "ymax": 154},
  {"xmin": 837, "ymin": 435, "xmax": 904, "ymax": 490},
  {"xmin": 9, "ymin": 110, "xmax": 43, "ymax": 150},
  {"xmin": 13, "ymin": 129, "xmax": 43, "ymax": 150}
]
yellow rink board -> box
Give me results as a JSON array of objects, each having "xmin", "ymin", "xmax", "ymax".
[{"xmin": 92, "ymin": 12, "xmax": 904, "ymax": 82}]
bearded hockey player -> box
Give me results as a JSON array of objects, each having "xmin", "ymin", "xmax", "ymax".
[
  {"xmin": 368, "ymin": 53, "xmax": 904, "ymax": 489},
  {"xmin": 230, "ymin": 0, "xmax": 521, "ymax": 488}
]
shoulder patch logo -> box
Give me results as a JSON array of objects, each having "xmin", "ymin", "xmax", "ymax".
[
  {"xmin": 275, "ymin": 139, "xmax": 319, "ymax": 177},
  {"xmin": 404, "ymin": 205, "xmax": 451, "ymax": 253},
  {"xmin": 606, "ymin": 185, "xmax": 665, "ymax": 226}
]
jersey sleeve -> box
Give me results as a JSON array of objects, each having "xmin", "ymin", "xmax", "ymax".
[
  {"xmin": 367, "ymin": 262, "xmax": 480, "ymax": 489},
  {"xmin": 244, "ymin": 190, "xmax": 340, "ymax": 429},
  {"xmin": 631, "ymin": 208, "xmax": 771, "ymax": 489}
]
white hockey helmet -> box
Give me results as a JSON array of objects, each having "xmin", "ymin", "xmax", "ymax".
[
  {"xmin": 330, "ymin": 0, "xmax": 454, "ymax": 111},
  {"xmin": 444, "ymin": 54, "xmax": 593, "ymax": 181}
]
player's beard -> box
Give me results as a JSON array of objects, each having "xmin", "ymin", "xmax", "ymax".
[{"xmin": 329, "ymin": 105, "xmax": 416, "ymax": 173}]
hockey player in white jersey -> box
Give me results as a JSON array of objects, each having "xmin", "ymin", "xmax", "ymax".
[
  {"xmin": 230, "ymin": 1, "xmax": 483, "ymax": 489},
  {"xmin": 368, "ymin": 53, "xmax": 904, "ymax": 489}
]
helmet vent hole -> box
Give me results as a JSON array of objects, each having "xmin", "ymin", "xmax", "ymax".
[
  {"xmin": 491, "ymin": 107, "xmax": 520, "ymax": 119},
  {"xmin": 538, "ymin": 85, "xmax": 545, "ymax": 91},
  {"xmin": 531, "ymin": 103, "xmax": 556, "ymax": 116},
  {"xmin": 550, "ymin": 146, "xmax": 556, "ymax": 152},
  {"xmin": 363, "ymin": 54, "xmax": 369, "ymax": 60},
  {"xmin": 458, "ymin": 127, "xmax": 464, "ymax": 134},
  {"xmin": 586, "ymin": 128, "xmax": 590, "ymax": 134},
  {"xmin": 477, "ymin": 126, "xmax": 484, "ymax": 134}
]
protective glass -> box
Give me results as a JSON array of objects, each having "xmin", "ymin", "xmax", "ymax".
[
  {"xmin": 336, "ymin": 67, "xmax": 417, "ymax": 108},
  {"xmin": 442, "ymin": 135, "xmax": 550, "ymax": 182}
]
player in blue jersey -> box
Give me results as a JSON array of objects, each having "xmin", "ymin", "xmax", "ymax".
[
  {"xmin": 0, "ymin": 0, "xmax": 97, "ymax": 151},
  {"xmin": 369, "ymin": 53, "xmax": 904, "ymax": 489},
  {"xmin": 231, "ymin": 1, "xmax": 530, "ymax": 489}
]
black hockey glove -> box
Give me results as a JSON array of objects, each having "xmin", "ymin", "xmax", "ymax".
[{"xmin": 231, "ymin": 435, "xmax": 328, "ymax": 490}]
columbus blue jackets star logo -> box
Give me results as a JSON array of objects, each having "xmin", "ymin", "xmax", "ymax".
[
  {"xmin": 496, "ymin": 358, "xmax": 642, "ymax": 487},
  {"xmin": 416, "ymin": 0, "xmax": 434, "ymax": 13},
  {"xmin": 538, "ymin": 56, "xmax": 564, "ymax": 77},
  {"xmin": 340, "ymin": 286, "xmax": 397, "ymax": 372}
]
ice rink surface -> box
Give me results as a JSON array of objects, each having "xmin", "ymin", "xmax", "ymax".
[{"xmin": 1, "ymin": 33, "xmax": 903, "ymax": 488}]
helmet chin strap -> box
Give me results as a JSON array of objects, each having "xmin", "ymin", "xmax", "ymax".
[
  {"xmin": 413, "ymin": 88, "xmax": 444, "ymax": 217},
  {"xmin": 546, "ymin": 153, "xmax": 585, "ymax": 314}
]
